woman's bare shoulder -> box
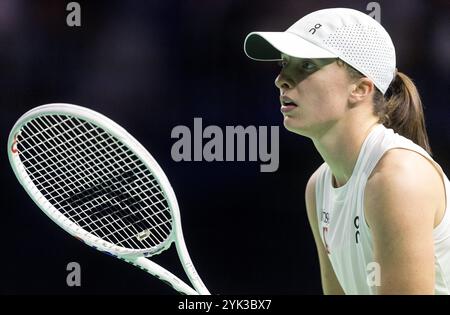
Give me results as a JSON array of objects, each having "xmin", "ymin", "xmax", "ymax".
[{"xmin": 365, "ymin": 148, "xmax": 444, "ymax": 228}]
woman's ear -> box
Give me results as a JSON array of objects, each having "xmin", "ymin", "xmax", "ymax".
[{"xmin": 348, "ymin": 77, "xmax": 374, "ymax": 105}]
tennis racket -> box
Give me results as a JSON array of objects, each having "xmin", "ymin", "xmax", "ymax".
[{"xmin": 8, "ymin": 103, "xmax": 210, "ymax": 295}]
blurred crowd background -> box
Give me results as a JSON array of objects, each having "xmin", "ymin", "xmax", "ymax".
[{"xmin": 1, "ymin": 0, "xmax": 449, "ymax": 294}]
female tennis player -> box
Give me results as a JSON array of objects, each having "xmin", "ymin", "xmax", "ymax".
[{"xmin": 244, "ymin": 8, "xmax": 450, "ymax": 294}]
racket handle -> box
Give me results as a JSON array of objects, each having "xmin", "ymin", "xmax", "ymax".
[{"xmin": 129, "ymin": 257, "xmax": 199, "ymax": 295}]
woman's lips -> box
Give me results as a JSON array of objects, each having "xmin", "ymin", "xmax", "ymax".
[
  {"xmin": 280, "ymin": 96, "xmax": 298, "ymax": 113},
  {"xmin": 280, "ymin": 104, "xmax": 297, "ymax": 113}
]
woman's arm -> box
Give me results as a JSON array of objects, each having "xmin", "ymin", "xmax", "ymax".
[
  {"xmin": 305, "ymin": 169, "xmax": 345, "ymax": 295},
  {"xmin": 364, "ymin": 149, "xmax": 445, "ymax": 295}
]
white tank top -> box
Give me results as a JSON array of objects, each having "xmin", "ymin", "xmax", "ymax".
[{"xmin": 315, "ymin": 124, "xmax": 450, "ymax": 294}]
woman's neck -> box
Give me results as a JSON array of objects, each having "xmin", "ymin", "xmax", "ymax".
[{"xmin": 312, "ymin": 116, "xmax": 380, "ymax": 188}]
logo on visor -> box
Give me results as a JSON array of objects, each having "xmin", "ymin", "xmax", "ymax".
[{"xmin": 309, "ymin": 23, "xmax": 322, "ymax": 35}]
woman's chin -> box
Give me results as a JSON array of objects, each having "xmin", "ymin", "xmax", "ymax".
[
  {"xmin": 283, "ymin": 115, "xmax": 299, "ymax": 130},
  {"xmin": 282, "ymin": 115, "xmax": 308, "ymax": 136}
]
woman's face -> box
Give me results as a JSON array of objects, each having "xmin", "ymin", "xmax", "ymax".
[{"xmin": 274, "ymin": 54, "xmax": 353, "ymax": 138}]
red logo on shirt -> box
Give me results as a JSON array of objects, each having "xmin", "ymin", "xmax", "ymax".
[{"xmin": 323, "ymin": 226, "xmax": 330, "ymax": 254}]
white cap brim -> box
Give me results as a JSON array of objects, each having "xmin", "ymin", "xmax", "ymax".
[{"xmin": 244, "ymin": 31, "xmax": 337, "ymax": 61}]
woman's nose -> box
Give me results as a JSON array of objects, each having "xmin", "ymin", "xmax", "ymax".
[{"xmin": 274, "ymin": 73, "xmax": 293, "ymax": 91}]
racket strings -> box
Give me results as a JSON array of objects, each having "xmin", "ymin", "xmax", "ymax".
[
  {"xmin": 17, "ymin": 114, "xmax": 173, "ymax": 250},
  {"xmin": 21, "ymin": 116, "xmax": 173, "ymax": 248},
  {"xmin": 20, "ymin": 117, "xmax": 160, "ymax": 247}
]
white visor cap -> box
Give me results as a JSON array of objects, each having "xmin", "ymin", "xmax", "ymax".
[{"xmin": 244, "ymin": 8, "xmax": 396, "ymax": 94}]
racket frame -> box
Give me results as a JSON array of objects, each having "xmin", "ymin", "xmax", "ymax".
[{"xmin": 8, "ymin": 103, "xmax": 209, "ymax": 295}]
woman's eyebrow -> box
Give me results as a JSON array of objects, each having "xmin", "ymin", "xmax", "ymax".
[{"xmin": 293, "ymin": 57, "xmax": 315, "ymax": 63}]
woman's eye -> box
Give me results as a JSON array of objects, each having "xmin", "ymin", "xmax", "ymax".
[
  {"xmin": 278, "ymin": 60, "xmax": 288, "ymax": 68},
  {"xmin": 302, "ymin": 61, "xmax": 316, "ymax": 70}
]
